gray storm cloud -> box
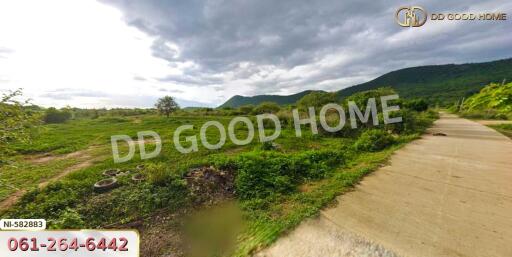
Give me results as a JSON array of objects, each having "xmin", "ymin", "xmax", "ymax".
[{"xmin": 100, "ymin": 0, "xmax": 512, "ymax": 96}]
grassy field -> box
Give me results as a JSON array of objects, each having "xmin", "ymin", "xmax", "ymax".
[{"xmin": 0, "ymin": 90, "xmax": 439, "ymax": 256}]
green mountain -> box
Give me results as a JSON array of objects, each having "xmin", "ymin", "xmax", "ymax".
[
  {"xmin": 219, "ymin": 58, "xmax": 512, "ymax": 108},
  {"xmin": 337, "ymin": 58, "xmax": 512, "ymax": 104},
  {"xmin": 220, "ymin": 90, "xmax": 324, "ymax": 108}
]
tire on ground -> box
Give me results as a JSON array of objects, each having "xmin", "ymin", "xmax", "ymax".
[{"xmin": 94, "ymin": 178, "xmax": 118, "ymax": 193}]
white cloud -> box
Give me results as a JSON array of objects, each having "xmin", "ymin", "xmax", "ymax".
[
  {"xmin": 1, "ymin": 0, "xmax": 511, "ymax": 108},
  {"xmin": 0, "ymin": 0, "xmax": 217, "ymax": 108}
]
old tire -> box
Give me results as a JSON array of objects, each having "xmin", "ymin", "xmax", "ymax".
[
  {"xmin": 103, "ymin": 169, "xmax": 121, "ymax": 177},
  {"xmin": 94, "ymin": 178, "xmax": 118, "ymax": 193},
  {"xmin": 131, "ymin": 173, "xmax": 146, "ymax": 183}
]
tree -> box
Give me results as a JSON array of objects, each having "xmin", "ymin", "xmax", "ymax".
[
  {"xmin": 0, "ymin": 89, "xmax": 41, "ymax": 164},
  {"xmin": 155, "ymin": 96, "xmax": 179, "ymax": 117},
  {"xmin": 43, "ymin": 107, "xmax": 72, "ymax": 124}
]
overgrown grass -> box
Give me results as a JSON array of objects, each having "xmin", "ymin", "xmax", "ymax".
[
  {"xmin": 453, "ymin": 82, "xmax": 512, "ymax": 120},
  {"xmin": 232, "ymin": 145, "xmax": 406, "ymax": 256},
  {"xmin": 0, "ymin": 157, "xmax": 80, "ymax": 200},
  {"xmin": 1, "ymin": 114, "xmax": 349, "ymax": 218},
  {"xmin": 1, "ymin": 90, "xmax": 438, "ymax": 256}
]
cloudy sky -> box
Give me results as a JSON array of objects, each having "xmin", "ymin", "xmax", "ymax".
[{"xmin": 0, "ymin": 0, "xmax": 510, "ymax": 108}]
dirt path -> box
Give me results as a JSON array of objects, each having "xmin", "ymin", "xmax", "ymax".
[
  {"xmin": 0, "ymin": 146, "xmax": 104, "ymax": 211},
  {"xmin": 257, "ymin": 113, "xmax": 512, "ymax": 257}
]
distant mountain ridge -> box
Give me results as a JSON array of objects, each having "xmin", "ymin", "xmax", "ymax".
[
  {"xmin": 220, "ymin": 90, "xmax": 324, "ymax": 108},
  {"xmin": 219, "ymin": 58, "xmax": 512, "ymax": 108}
]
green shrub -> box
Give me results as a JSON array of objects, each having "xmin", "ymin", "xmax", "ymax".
[
  {"xmin": 344, "ymin": 87, "xmax": 397, "ymax": 110},
  {"xmin": 235, "ymin": 152, "xmax": 295, "ymax": 200},
  {"xmin": 259, "ymin": 141, "xmax": 276, "ymax": 151},
  {"xmin": 254, "ymin": 102, "xmax": 280, "ymax": 114},
  {"xmin": 276, "ymin": 110, "xmax": 293, "ymax": 127},
  {"xmin": 354, "ymin": 129, "xmax": 395, "ymax": 152},
  {"xmin": 143, "ymin": 163, "xmax": 171, "ymax": 186},
  {"xmin": 238, "ymin": 105, "xmax": 254, "ymax": 114},
  {"xmin": 405, "ymin": 99, "xmax": 429, "ymax": 112},
  {"xmin": 50, "ymin": 208, "xmax": 84, "ymax": 229},
  {"xmin": 234, "ymin": 150, "xmax": 345, "ymax": 200},
  {"xmin": 297, "ymin": 91, "xmax": 337, "ymax": 111},
  {"xmin": 343, "ymin": 87, "xmax": 397, "ymax": 129},
  {"xmin": 380, "ymin": 108, "xmax": 437, "ymax": 135},
  {"xmin": 381, "ymin": 109, "xmax": 411, "ymax": 134},
  {"xmin": 209, "ymin": 155, "xmax": 237, "ymax": 171},
  {"xmin": 43, "ymin": 108, "xmax": 71, "ymax": 124}
]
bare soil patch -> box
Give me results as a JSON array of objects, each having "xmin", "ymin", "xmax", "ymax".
[
  {"xmin": 1, "ymin": 146, "xmax": 104, "ymax": 211},
  {"xmin": 25, "ymin": 145, "xmax": 99, "ymax": 164},
  {"xmin": 184, "ymin": 166, "xmax": 235, "ymax": 205},
  {"xmin": 0, "ymin": 190, "xmax": 26, "ymax": 211}
]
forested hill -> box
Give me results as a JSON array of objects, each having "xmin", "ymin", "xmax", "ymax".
[
  {"xmin": 337, "ymin": 58, "xmax": 512, "ymax": 105},
  {"xmin": 219, "ymin": 58, "xmax": 512, "ymax": 108},
  {"xmin": 220, "ymin": 90, "xmax": 324, "ymax": 108}
]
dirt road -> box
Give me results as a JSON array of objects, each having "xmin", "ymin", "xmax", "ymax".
[
  {"xmin": 0, "ymin": 146, "xmax": 103, "ymax": 211},
  {"xmin": 257, "ymin": 114, "xmax": 512, "ymax": 257}
]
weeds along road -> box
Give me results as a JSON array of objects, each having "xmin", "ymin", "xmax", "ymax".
[{"xmin": 257, "ymin": 113, "xmax": 512, "ymax": 257}]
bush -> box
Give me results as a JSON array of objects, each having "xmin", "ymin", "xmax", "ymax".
[
  {"xmin": 343, "ymin": 87, "xmax": 398, "ymax": 129},
  {"xmin": 238, "ymin": 105, "xmax": 254, "ymax": 114},
  {"xmin": 254, "ymin": 102, "xmax": 280, "ymax": 114},
  {"xmin": 143, "ymin": 163, "xmax": 172, "ymax": 186},
  {"xmin": 234, "ymin": 150, "xmax": 345, "ymax": 200},
  {"xmin": 344, "ymin": 87, "xmax": 397, "ymax": 110},
  {"xmin": 235, "ymin": 152, "xmax": 295, "ymax": 200},
  {"xmin": 50, "ymin": 208, "xmax": 84, "ymax": 229},
  {"xmin": 381, "ymin": 109, "xmax": 412, "ymax": 134},
  {"xmin": 354, "ymin": 129, "xmax": 395, "ymax": 152},
  {"xmin": 405, "ymin": 99, "xmax": 429, "ymax": 112},
  {"xmin": 276, "ymin": 110, "xmax": 293, "ymax": 127},
  {"xmin": 259, "ymin": 141, "xmax": 276, "ymax": 151},
  {"xmin": 0, "ymin": 89, "xmax": 41, "ymax": 160},
  {"xmin": 297, "ymin": 91, "xmax": 337, "ymax": 110},
  {"xmin": 43, "ymin": 107, "xmax": 71, "ymax": 124}
]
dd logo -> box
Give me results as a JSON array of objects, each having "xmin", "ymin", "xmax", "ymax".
[{"xmin": 395, "ymin": 6, "xmax": 427, "ymax": 27}]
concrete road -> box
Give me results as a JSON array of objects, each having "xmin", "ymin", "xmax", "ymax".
[{"xmin": 257, "ymin": 114, "xmax": 512, "ymax": 257}]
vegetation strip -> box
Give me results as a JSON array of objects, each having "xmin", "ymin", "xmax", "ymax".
[{"xmin": 1, "ymin": 87, "xmax": 437, "ymax": 256}]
